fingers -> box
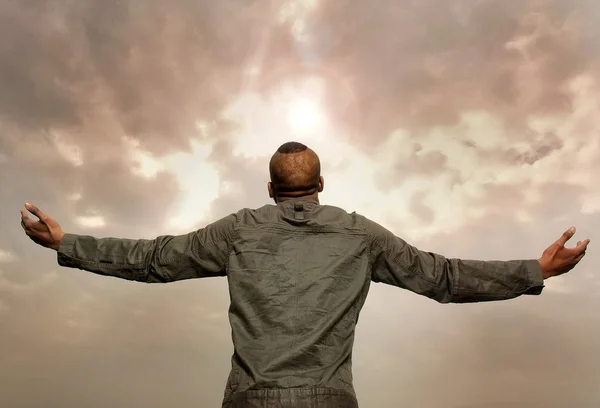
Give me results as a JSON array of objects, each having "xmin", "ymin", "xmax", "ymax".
[
  {"xmin": 20, "ymin": 209, "xmax": 30, "ymax": 222},
  {"xmin": 20, "ymin": 208, "xmax": 46, "ymax": 233},
  {"xmin": 21, "ymin": 209, "xmax": 32, "ymax": 230},
  {"xmin": 568, "ymin": 239, "xmax": 590, "ymax": 264},
  {"xmin": 24, "ymin": 202, "xmax": 50, "ymax": 224},
  {"xmin": 556, "ymin": 226, "xmax": 576, "ymax": 247},
  {"xmin": 562, "ymin": 237, "xmax": 590, "ymax": 257},
  {"xmin": 576, "ymin": 238, "xmax": 591, "ymax": 253}
]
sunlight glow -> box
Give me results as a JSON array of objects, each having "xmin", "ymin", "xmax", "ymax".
[
  {"xmin": 75, "ymin": 215, "xmax": 106, "ymax": 228},
  {"xmin": 287, "ymin": 97, "xmax": 323, "ymax": 132},
  {"xmin": 224, "ymin": 77, "xmax": 329, "ymax": 158},
  {"xmin": 163, "ymin": 139, "xmax": 219, "ymax": 232},
  {"xmin": 123, "ymin": 135, "xmax": 219, "ymax": 231},
  {"xmin": 278, "ymin": 0, "xmax": 319, "ymax": 25},
  {"xmin": 122, "ymin": 136, "xmax": 164, "ymax": 178}
]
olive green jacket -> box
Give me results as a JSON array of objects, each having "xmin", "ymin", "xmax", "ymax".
[{"xmin": 57, "ymin": 198, "xmax": 544, "ymax": 408}]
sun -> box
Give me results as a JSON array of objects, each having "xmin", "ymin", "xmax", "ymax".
[{"xmin": 287, "ymin": 97, "xmax": 324, "ymax": 133}]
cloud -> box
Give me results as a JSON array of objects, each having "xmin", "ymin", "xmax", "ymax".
[
  {"xmin": 0, "ymin": 249, "xmax": 16, "ymax": 263},
  {"xmin": 312, "ymin": 0, "xmax": 600, "ymax": 144}
]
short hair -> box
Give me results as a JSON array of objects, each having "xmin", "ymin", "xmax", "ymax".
[
  {"xmin": 276, "ymin": 141, "xmax": 309, "ymax": 154},
  {"xmin": 269, "ymin": 142, "xmax": 320, "ymax": 194}
]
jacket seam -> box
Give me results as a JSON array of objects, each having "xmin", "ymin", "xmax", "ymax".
[
  {"xmin": 357, "ymin": 217, "xmax": 373, "ymax": 324},
  {"xmin": 225, "ymin": 212, "xmax": 241, "ymax": 273},
  {"xmin": 239, "ymin": 224, "xmax": 366, "ymax": 236},
  {"xmin": 62, "ymin": 257, "xmax": 145, "ymax": 270},
  {"xmin": 158, "ymin": 230, "xmax": 235, "ymax": 266}
]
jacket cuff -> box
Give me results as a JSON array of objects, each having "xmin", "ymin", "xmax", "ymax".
[
  {"xmin": 57, "ymin": 233, "xmax": 78, "ymax": 267},
  {"xmin": 523, "ymin": 259, "xmax": 545, "ymax": 295}
]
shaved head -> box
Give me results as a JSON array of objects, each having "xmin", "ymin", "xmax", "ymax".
[{"xmin": 268, "ymin": 142, "xmax": 323, "ymax": 202}]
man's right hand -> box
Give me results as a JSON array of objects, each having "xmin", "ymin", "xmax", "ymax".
[
  {"xmin": 20, "ymin": 202, "xmax": 65, "ymax": 251},
  {"xmin": 538, "ymin": 226, "xmax": 590, "ymax": 279}
]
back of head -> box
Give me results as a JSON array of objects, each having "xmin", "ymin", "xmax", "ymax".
[{"xmin": 268, "ymin": 142, "xmax": 323, "ymax": 201}]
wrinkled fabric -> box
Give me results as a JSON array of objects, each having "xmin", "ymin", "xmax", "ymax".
[
  {"xmin": 228, "ymin": 388, "xmax": 358, "ymax": 408},
  {"xmin": 57, "ymin": 198, "xmax": 544, "ymax": 407}
]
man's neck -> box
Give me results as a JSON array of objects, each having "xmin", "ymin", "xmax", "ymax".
[{"xmin": 277, "ymin": 194, "xmax": 319, "ymax": 204}]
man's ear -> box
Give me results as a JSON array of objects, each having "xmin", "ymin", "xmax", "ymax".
[
  {"xmin": 267, "ymin": 181, "xmax": 274, "ymax": 198},
  {"xmin": 318, "ymin": 176, "xmax": 324, "ymax": 193}
]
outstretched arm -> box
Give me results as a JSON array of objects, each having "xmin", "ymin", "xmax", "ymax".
[
  {"xmin": 364, "ymin": 218, "xmax": 589, "ymax": 303},
  {"xmin": 20, "ymin": 202, "xmax": 237, "ymax": 283}
]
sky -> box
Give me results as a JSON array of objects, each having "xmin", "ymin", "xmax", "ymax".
[{"xmin": 1, "ymin": 0, "xmax": 599, "ymax": 406}]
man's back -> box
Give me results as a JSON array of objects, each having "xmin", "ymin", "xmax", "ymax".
[
  {"xmin": 225, "ymin": 198, "xmax": 368, "ymax": 407},
  {"xmin": 20, "ymin": 141, "xmax": 588, "ymax": 408},
  {"xmin": 52, "ymin": 193, "xmax": 549, "ymax": 407},
  {"xmin": 52, "ymin": 195, "xmax": 548, "ymax": 407}
]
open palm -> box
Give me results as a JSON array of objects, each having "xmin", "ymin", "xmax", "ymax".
[
  {"xmin": 538, "ymin": 226, "xmax": 590, "ymax": 279},
  {"xmin": 20, "ymin": 203, "xmax": 64, "ymax": 251}
]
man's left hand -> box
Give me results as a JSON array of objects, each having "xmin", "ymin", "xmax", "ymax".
[{"xmin": 20, "ymin": 202, "xmax": 65, "ymax": 251}]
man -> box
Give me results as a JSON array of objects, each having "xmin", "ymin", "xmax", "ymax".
[{"xmin": 21, "ymin": 141, "xmax": 589, "ymax": 408}]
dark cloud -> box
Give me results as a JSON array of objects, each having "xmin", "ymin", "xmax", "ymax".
[
  {"xmin": 0, "ymin": 0, "xmax": 297, "ymax": 238},
  {"xmin": 511, "ymin": 131, "xmax": 564, "ymax": 165},
  {"xmin": 0, "ymin": 0, "xmax": 297, "ymax": 155},
  {"xmin": 311, "ymin": 0, "xmax": 600, "ymax": 146},
  {"xmin": 376, "ymin": 144, "xmax": 452, "ymax": 191}
]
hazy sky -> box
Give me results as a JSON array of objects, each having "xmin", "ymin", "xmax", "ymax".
[{"xmin": 1, "ymin": 0, "xmax": 599, "ymax": 407}]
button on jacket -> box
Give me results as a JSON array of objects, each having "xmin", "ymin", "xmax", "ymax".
[{"xmin": 57, "ymin": 198, "xmax": 545, "ymax": 407}]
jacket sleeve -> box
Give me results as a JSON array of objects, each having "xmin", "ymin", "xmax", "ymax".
[
  {"xmin": 56, "ymin": 213, "xmax": 238, "ymax": 283},
  {"xmin": 363, "ymin": 217, "xmax": 544, "ymax": 303}
]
